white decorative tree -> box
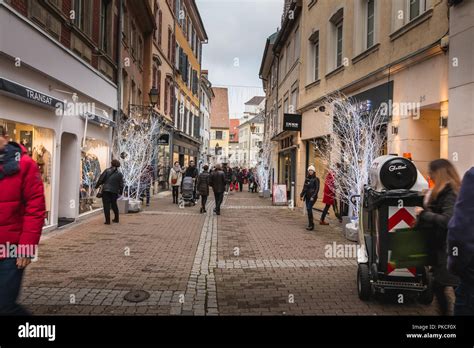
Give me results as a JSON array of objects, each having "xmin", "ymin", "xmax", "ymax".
[
  {"xmin": 314, "ymin": 93, "xmax": 386, "ymax": 219},
  {"xmin": 257, "ymin": 111, "xmax": 274, "ymax": 195},
  {"xmin": 113, "ymin": 114, "xmax": 162, "ymax": 200}
]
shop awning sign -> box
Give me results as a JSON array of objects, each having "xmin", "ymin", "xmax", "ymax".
[
  {"xmin": 283, "ymin": 113, "xmax": 302, "ymax": 132},
  {"xmin": 0, "ymin": 77, "xmax": 64, "ymax": 111},
  {"xmin": 157, "ymin": 134, "xmax": 169, "ymax": 145},
  {"xmin": 83, "ymin": 112, "xmax": 116, "ymax": 128}
]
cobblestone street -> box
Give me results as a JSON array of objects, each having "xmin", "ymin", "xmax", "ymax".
[{"xmin": 20, "ymin": 190, "xmax": 438, "ymax": 316}]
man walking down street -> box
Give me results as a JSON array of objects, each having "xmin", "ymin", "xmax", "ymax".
[
  {"xmin": 96, "ymin": 159, "xmax": 124, "ymax": 225},
  {"xmin": 210, "ymin": 164, "xmax": 226, "ymax": 215},
  {"xmin": 0, "ymin": 125, "xmax": 46, "ymax": 315}
]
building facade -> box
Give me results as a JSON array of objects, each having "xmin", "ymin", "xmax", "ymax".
[
  {"xmin": 209, "ymin": 87, "xmax": 230, "ymax": 166},
  {"xmin": 172, "ymin": 0, "xmax": 207, "ymax": 167},
  {"xmin": 199, "ymin": 69, "xmax": 213, "ymax": 167},
  {"xmin": 298, "ymin": 0, "xmax": 451, "ymax": 188},
  {"xmin": 238, "ymin": 113, "xmax": 265, "ymax": 169},
  {"xmin": 0, "ymin": 0, "xmax": 120, "ymax": 229},
  {"xmin": 228, "ymin": 118, "xmax": 240, "ymax": 167}
]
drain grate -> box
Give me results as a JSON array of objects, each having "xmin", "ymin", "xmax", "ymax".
[{"xmin": 124, "ymin": 290, "xmax": 150, "ymax": 303}]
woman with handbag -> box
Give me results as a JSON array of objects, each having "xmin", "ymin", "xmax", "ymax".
[
  {"xmin": 169, "ymin": 161, "xmax": 183, "ymax": 204},
  {"xmin": 96, "ymin": 159, "xmax": 124, "ymax": 225},
  {"xmin": 415, "ymin": 159, "xmax": 461, "ymax": 315}
]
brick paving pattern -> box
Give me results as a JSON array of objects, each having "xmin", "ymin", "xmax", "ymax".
[{"xmin": 18, "ymin": 190, "xmax": 439, "ymax": 315}]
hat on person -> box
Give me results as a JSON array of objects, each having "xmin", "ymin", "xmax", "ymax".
[{"xmin": 307, "ymin": 165, "xmax": 316, "ymax": 172}]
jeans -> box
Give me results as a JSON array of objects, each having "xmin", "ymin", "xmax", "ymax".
[
  {"xmin": 305, "ymin": 198, "xmax": 316, "ymax": 226},
  {"xmin": 172, "ymin": 186, "xmax": 179, "ymax": 203},
  {"xmin": 0, "ymin": 258, "xmax": 30, "ymax": 315},
  {"xmin": 201, "ymin": 195, "xmax": 208, "ymax": 210},
  {"xmin": 238, "ymin": 181, "xmax": 243, "ymax": 192},
  {"xmin": 141, "ymin": 187, "xmax": 150, "ymax": 205},
  {"xmin": 214, "ymin": 192, "xmax": 224, "ymax": 213},
  {"xmin": 454, "ymin": 281, "xmax": 474, "ymax": 316},
  {"xmin": 102, "ymin": 191, "xmax": 119, "ymax": 223}
]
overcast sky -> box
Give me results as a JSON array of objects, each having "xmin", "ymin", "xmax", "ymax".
[{"xmin": 196, "ymin": 0, "xmax": 284, "ymax": 118}]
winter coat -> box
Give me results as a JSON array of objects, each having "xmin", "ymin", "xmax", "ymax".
[
  {"xmin": 140, "ymin": 165, "xmax": 154, "ymax": 187},
  {"xmin": 0, "ymin": 142, "xmax": 45, "ymax": 258},
  {"xmin": 197, "ymin": 171, "xmax": 211, "ymax": 196},
  {"xmin": 322, "ymin": 171, "xmax": 335, "ymax": 205},
  {"xmin": 448, "ymin": 167, "xmax": 474, "ymax": 286},
  {"xmin": 417, "ymin": 184, "xmax": 460, "ymax": 287},
  {"xmin": 184, "ymin": 166, "xmax": 198, "ymax": 179},
  {"xmin": 210, "ymin": 170, "xmax": 226, "ymax": 193},
  {"xmin": 225, "ymin": 168, "xmax": 232, "ymax": 183},
  {"xmin": 237, "ymin": 171, "xmax": 245, "ymax": 182},
  {"xmin": 300, "ymin": 174, "xmax": 320, "ymax": 202},
  {"xmin": 169, "ymin": 167, "xmax": 182, "ymax": 187},
  {"xmin": 96, "ymin": 167, "xmax": 124, "ymax": 195}
]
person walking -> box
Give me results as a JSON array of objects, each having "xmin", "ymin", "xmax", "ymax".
[
  {"xmin": 224, "ymin": 165, "xmax": 232, "ymax": 194},
  {"xmin": 96, "ymin": 159, "xmax": 124, "ymax": 225},
  {"xmin": 415, "ymin": 159, "xmax": 461, "ymax": 316},
  {"xmin": 169, "ymin": 161, "xmax": 183, "ymax": 204},
  {"xmin": 237, "ymin": 168, "xmax": 244, "ymax": 193},
  {"xmin": 140, "ymin": 164, "xmax": 154, "ymax": 207},
  {"xmin": 320, "ymin": 168, "xmax": 342, "ymax": 225},
  {"xmin": 0, "ymin": 125, "xmax": 45, "ymax": 315},
  {"xmin": 210, "ymin": 164, "xmax": 226, "ymax": 215},
  {"xmin": 197, "ymin": 165, "xmax": 211, "ymax": 214},
  {"xmin": 448, "ymin": 166, "xmax": 474, "ymax": 316},
  {"xmin": 300, "ymin": 165, "xmax": 320, "ymax": 231}
]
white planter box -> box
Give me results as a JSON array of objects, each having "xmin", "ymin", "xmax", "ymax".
[{"xmin": 128, "ymin": 199, "xmax": 142, "ymax": 213}]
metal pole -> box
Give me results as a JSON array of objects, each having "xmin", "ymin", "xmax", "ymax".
[{"xmin": 290, "ymin": 181, "xmax": 295, "ymax": 210}]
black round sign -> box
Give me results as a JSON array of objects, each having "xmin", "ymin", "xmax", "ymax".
[{"xmin": 380, "ymin": 157, "xmax": 417, "ymax": 190}]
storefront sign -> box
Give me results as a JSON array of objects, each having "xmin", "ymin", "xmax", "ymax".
[
  {"xmin": 0, "ymin": 77, "xmax": 64, "ymax": 111},
  {"xmin": 272, "ymin": 184, "xmax": 288, "ymax": 205},
  {"xmin": 157, "ymin": 134, "xmax": 169, "ymax": 145},
  {"xmin": 83, "ymin": 112, "xmax": 115, "ymax": 128},
  {"xmin": 283, "ymin": 114, "xmax": 302, "ymax": 131}
]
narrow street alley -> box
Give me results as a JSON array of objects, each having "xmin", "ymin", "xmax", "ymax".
[{"xmin": 20, "ymin": 192, "xmax": 438, "ymax": 316}]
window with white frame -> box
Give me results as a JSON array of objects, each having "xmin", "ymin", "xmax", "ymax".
[
  {"xmin": 366, "ymin": 0, "xmax": 375, "ymax": 48},
  {"xmin": 329, "ymin": 8, "xmax": 344, "ymax": 71},
  {"xmin": 336, "ymin": 21, "xmax": 343, "ymax": 67},
  {"xmin": 309, "ymin": 30, "xmax": 319, "ymax": 82},
  {"xmin": 409, "ymin": 0, "xmax": 426, "ymax": 21}
]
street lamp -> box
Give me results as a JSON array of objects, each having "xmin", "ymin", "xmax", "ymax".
[{"xmin": 149, "ymin": 87, "xmax": 159, "ymax": 107}]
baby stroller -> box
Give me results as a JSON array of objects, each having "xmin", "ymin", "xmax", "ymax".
[{"xmin": 181, "ymin": 177, "xmax": 196, "ymax": 206}]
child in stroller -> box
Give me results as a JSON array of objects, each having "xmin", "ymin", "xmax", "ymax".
[{"xmin": 181, "ymin": 176, "xmax": 196, "ymax": 206}]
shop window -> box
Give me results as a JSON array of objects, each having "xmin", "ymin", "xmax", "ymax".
[
  {"xmin": 1, "ymin": 119, "xmax": 54, "ymax": 226},
  {"xmin": 80, "ymin": 138, "xmax": 109, "ymax": 214}
]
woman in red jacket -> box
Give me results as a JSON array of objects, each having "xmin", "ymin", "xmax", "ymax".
[
  {"xmin": 0, "ymin": 125, "xmax": 45, "ymax": 315},
  {"xmin": 320, "ymin": 167, "xmax": 342, "ymax": 225}
]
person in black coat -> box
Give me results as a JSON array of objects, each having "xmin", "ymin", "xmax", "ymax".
[
  {"xmin": 209, "ymin": 164, "xmax": 226, "ymax": 215},
  {"xmin": 448, "ymin": 167, "xmax": 474, "ymax": 316},
  {"xmin": 300, "ymin": 165, "xmax": 320, "ymax": 231},
  {"xmin": 196, "ymin": 165, "xmax": 211, "ymax": 214},
  {"xmin": 415, "ymin": 159, "xmax": 461, "ymax": 315},
  {"xmin": 96, "ymin": 159, "xmax": 124, "ymax": 225}
]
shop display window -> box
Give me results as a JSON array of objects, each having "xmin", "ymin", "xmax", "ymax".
[
  {"xmin": 80, "ymin": 138, "xmax": 109, "ymax": 214},
  {"xmin": 0, "ymin": 119, "xmax": 54, "ymax": 226}
]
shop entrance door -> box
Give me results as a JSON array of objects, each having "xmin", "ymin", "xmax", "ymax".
[
  {"xmin": 279, "ymin": 149, "xmax": 296, "ymax": 200},
  {"xmin": 58, "ymin": 133, "xmax": 78, "ymax": 226}
]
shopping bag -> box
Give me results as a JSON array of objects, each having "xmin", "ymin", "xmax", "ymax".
[
  {"xmin": 230, "ymin": 183, "xmax": 234, "ymax": 191},
  {"xmin": 235, "ymin": 182, "xmax": 239, "ymax": 191}
]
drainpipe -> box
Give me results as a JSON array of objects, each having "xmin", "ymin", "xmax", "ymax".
[{"xmin": 115, "ymin": 0, "xmax": 124, "ymax": 159}]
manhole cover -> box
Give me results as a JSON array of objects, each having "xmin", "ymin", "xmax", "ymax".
[{"xmin": 124, "ymin": 290, "xmax": 150, "ymax": 303}]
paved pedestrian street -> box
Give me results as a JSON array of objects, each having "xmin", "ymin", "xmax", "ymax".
[{"xmin": 20, "ymin": 191, "xmax": 438, "ymax": 316}]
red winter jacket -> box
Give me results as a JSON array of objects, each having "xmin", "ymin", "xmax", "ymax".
[
  {"xmin": 322, "ymin": 171, "xmax": 335, "ymax": 205},
  {"xmin": 0, "ymin": 142, "xmax": 45, "ymax": 258}
]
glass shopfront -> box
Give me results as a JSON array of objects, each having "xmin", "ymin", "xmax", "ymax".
[
  {"xmin": 156, "ymin": 143, "xmax": 170, "ymax": 189},
  {"xmin": 79, "ymin": 138, "xmax": 109, "ymax": 214},
  {"xmin": 0, "ymin": 119, "xmax": 54, "ymax": 226}
]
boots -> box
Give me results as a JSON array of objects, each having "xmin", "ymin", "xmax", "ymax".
[
  {"xmin": 306, "ymin": 211, "xmax": 314, "ymax": 231},
  {"xmin": 320, "ymin": 220, "xmax": 329, "ymax": 225}
]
